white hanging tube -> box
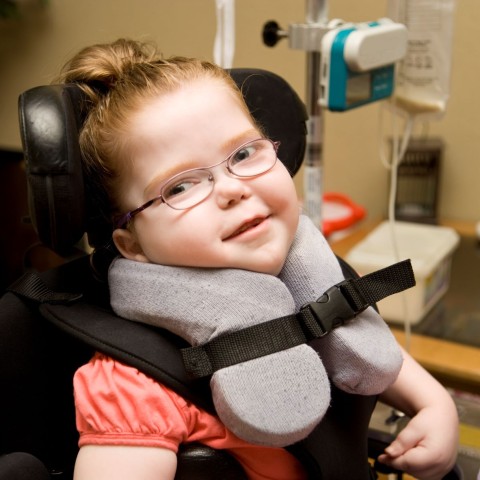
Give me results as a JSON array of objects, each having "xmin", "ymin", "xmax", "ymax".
[{"xmin": 214, "ymin": 0, "xmax": 235, "ymax": 68}]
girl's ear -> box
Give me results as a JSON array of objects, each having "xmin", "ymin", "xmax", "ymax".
[{"xmin": 112, "ymin": 228, "xmax": 149, "ymax": 262}]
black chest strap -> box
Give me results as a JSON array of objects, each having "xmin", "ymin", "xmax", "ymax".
[
  {"xmin": 181, "ymin": 259, "xmax": 415, "ymax": 378},
  {"xmin": 8, "ymin": 259, "xmax": 414, "ymax": 381}
]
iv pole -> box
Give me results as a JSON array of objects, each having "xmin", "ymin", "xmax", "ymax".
[
  {"xmin": 303, "ymin": 0, "xmax": 328, "ymax": 230},
  {"xmin": 263, "ymin": 0, "xmax": 331, "ymax": 230}
]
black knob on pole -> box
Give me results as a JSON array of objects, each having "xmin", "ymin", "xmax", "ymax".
[{"xmin": 262, "ymin": 20, "xmax": 287, "ymax": 47}]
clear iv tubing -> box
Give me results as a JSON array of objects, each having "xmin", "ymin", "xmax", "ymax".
[{"xmin": 379, "ymin": 105, "xmax": 415, "ymax": 351}]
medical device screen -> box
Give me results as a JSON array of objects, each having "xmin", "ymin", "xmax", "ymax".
[{"xmin": 346, "ymin": 74, "xmax": 371, "ymax": 106}]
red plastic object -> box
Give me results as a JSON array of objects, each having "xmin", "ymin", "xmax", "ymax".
[{"xmin": 322, "ymin": 192, "xmax": 366, "ymax": 237}]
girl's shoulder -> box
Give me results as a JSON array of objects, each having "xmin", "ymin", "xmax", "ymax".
[{"xmin": 74, "ymin": 353, "xmax": 193, "ymax": 450}]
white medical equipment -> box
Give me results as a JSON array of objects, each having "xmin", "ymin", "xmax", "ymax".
[
  {"xmin": 319, "ymin": 19, "xmax": 407, "ymax": 111},
  {"xmin": 262, "ymin": 1, "xmax": 408, "ymax": 227}
]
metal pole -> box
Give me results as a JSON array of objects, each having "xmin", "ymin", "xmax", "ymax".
[
  {"xmin": 303, "ymin": 0, "xmax": 328, "ymax": 230},
  {"xmin": 306, "ymin": 0, "xmax": 328, "ymax": 23}
]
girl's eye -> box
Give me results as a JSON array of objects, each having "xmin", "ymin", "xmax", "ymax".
[
  {"xmin": 231, "ymin": 144, "xmax": 257, "ymax": 166},
  {"xmin": 164, "ymin": 176, "xmax": 201, "ymax": 199}
]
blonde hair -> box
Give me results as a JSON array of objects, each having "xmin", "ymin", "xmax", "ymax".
[{"xmin": 56, "ymin": 38, "xmax": 250, "ymax": 221}]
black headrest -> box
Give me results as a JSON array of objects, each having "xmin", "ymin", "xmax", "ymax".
[{"xmin": 18, "ymin": 68, "xmax": 307, "ymax": 255}]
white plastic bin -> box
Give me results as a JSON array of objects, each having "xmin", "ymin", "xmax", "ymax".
[{"xmin": 346, "ymin": 221, "xmax": 460, "ymax": 324}]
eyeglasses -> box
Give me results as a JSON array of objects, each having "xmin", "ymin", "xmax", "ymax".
[{"xmin": 115, "ymin": 138, "xmax": 280, "ymax": 228}]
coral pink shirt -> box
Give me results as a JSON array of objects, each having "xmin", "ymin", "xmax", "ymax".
[{"xmin": 74, "ymin": 353, "xmax": 307, "ymax": 480}]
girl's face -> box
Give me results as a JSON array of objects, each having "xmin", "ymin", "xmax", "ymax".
[{"xmin": 112, "ymin": 79, "xmax": 300, "ymax": 275}]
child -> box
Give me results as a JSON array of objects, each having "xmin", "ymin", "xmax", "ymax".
[{"xmin": 58, "ymin": 39, "xmax": 458, "ymax": 480}]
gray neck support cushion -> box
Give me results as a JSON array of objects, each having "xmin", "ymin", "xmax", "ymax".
[
  {"xmin": 279, "ymin": 215, "xmax": 403, "ymax": 394},
  {"xmin": 109, "ymin": 215, "xmax": 402, "ymax": 447},
  {"xmin": 109, "ymin": 261, "xmax": 330, "ymax": 447}
]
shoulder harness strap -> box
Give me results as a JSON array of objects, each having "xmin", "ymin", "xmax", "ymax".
[{"xmin": 7, "ymin": 269, "xmax": 215, "ymax": 412}]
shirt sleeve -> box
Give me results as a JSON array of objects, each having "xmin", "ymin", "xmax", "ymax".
[
  {"xmin": 74, "ymin": 353, "xmax": 192, "ymax": 452},
  {"xmin": 74, "ymin": 353, "xmax": 308, "ymax": 480}
]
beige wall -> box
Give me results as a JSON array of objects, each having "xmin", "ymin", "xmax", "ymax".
[{"xmin": 1, "ymin": 0, "xmax": 478, "ymax": 222}]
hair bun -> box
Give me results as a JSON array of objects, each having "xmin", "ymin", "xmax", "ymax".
[{"xmin": 57, "ymin": 38, "xmax": 158, "ymax": 99}]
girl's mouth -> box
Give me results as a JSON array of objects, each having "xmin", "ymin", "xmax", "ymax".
[{"xmin": 224, "ymin": 217, "xmax": 265, "ymax": 240}]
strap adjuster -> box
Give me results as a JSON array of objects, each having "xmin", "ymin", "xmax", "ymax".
[{"xmin": 299, "ymin": 280, "xmax": 366, "ymax": 338}]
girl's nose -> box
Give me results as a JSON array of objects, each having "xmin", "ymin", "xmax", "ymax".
[{"xmin": 213, "ymin": 173, "xmax": 252, "ymax": 208}]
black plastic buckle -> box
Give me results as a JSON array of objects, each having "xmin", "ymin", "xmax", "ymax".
[{"xmin": 299, "ymin": 281, "xmax": 358, "ymax": 339}]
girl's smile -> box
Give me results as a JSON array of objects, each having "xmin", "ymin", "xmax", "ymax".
[{"xmin": 223, "ymin": 215, "xmax": 270, "ymax": 241}]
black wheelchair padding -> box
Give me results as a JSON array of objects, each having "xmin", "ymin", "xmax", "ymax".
[
  {"xmin": 228, "ymin": 69, "xmax": 307, "ymax": 176},
  {"xmin": 18, "ymin": 69, "xmax": 307, "ymax": 257},
  {"xmin": 18, "ymin": 84, "xmax": 88, "ymax": 255}
]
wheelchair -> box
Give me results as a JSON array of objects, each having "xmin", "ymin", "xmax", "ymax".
[{"xmin": 0, "ymin": 68, "xmax": 463, "ymax": 480}]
